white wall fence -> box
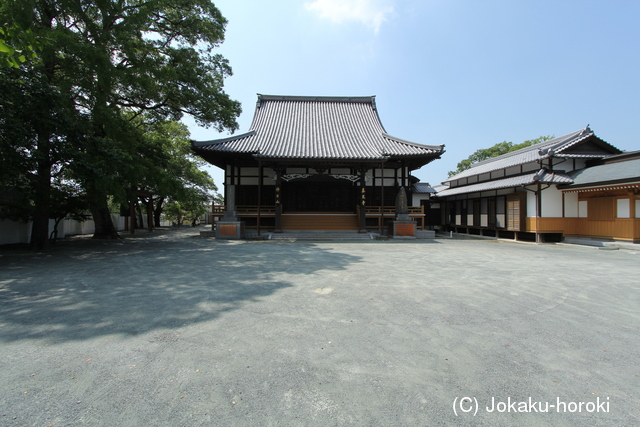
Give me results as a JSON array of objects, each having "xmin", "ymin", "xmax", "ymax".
[{"xmin": 0, "ymin": 215, "xmax": 170, "ymax": 246}]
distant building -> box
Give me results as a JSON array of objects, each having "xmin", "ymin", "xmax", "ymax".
[
  {"xmin": 192, "ymin": 95, "xmax": 444, "ymax": 232},
  {"xmin": 435, "ymin": 126, "xmax": 639, "ymax": 242}
]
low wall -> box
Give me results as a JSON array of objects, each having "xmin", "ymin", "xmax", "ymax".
[{"xmin": 0, "ymin": 215, "xmax": 130, "ymax": 246}]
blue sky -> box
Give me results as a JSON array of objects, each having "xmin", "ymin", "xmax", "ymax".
[{"xmin": 185, "ymin": 0, "xmax": 640, "ymax": 189}]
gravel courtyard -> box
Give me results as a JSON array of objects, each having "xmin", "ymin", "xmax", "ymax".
[{"xmin": 1, "ymin": 228, "xmax": 638, "ymax": 426}]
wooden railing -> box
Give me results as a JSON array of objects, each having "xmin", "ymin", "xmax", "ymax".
[
  {"xmin": 358, "ymin": 205, "xmax": 425, "ymax": 229},
  {"xmin": 211, "ymin": 205, "xmax": 277, "ymax": 215},
  {"xmin": 238, "ymin": 205, "xmax": 276, "ymax": 214},
  {"xmin": 363, "ymin": 206, "xmax": 424, "ymax": 215}
]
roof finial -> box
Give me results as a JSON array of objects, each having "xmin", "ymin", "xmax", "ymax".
[{"xmin": 582, "ymin": 124, "xmax": 591, "ymax": 135}]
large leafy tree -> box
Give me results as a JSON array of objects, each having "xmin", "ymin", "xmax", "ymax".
[
  {"xmin": 0, "ymin": 64, "xmax": 89, "ymax": 249},
  {"xmin": 448, "ymin": 136, "xmax": 553, "ymax": 177},
  {"xmin": 0, "ymin": 0, "xmax": 240, "ymax": 248},
  {"xmin": 131, "ymin": 118, "xmax": 219, "ymax": 228}
]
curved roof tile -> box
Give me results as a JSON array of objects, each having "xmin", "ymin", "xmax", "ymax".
[
  {"xmin": 444, "ymin": 127, "xmax": 621, "ymax": 182},
  {"xmin": 193, "ymin": 95, "xmax": 444, "ymax": 161}
]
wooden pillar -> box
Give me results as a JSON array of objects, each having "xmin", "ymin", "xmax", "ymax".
[
  {"xmin": 274, "ymin": 167, "xmax": 282, "ymax": 233},
  {"xmin": 380, "ymin": 162, "xmax": 385, "ymax": 233},
  {"xmin": 401, "ymin": 160, "xmax": 407, "ymax": 189},
  {"xmin": 536, "ymin": 183, "xmax": 542, "ymax": 243},
  {"xmin": 359, "ymin": 168, "xmax": 367, "ymax": 232},
  {"xmin": 257, "ymin": 162, "xmax": 262, "ymax": 236}
]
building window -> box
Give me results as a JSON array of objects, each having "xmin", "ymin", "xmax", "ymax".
[
  {"xmin": 578, "ymin": 200, "xmax": 588, "ymax": 218},
  {"xmin": 617, "ymin": 199, "xmax": 630, "ymax": 218}
]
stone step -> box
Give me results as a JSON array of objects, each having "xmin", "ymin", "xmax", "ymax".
[{"xmin": 262, "ymin": 231, "xmax": 375, "ymax": 241}]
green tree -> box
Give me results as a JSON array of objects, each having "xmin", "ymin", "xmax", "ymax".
[
  {"xmin": 448, "ymin": 136, "xmax": 554, "ymax": 177},
  {"xmin": 0, "ymin": 0, "xmax": 240, "ymax": 248},
  {"xmin": 163, "ymin": 197, "xmax": 209, "ymax": 227},
  {"xmin": 0, "ymin": 65, "xmax": 89, "ymax": 249},
  {"xmin": 0, "ymin": 1, "xmax": 41, "ymax": 67},
  {"xmin": 129, "ymin": 118, "xmax": 219, "ymax": 228}
]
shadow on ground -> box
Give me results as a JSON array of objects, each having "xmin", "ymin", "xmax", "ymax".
[{"xmin": 0, "ymin": 228, "xmax": 361, "ymax": 343}]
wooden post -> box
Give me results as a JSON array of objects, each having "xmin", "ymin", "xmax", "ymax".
[
  {"xmin": 536, "ymin": 183, "xmax": 542, "ymax": 243},
  {"xmin": 274, "ymin": 167, "xmax": 282, "ymax": 233},
  {"xmin": 359, "ymin": 168, "xmax": 367, "ymax": 232},
  {"xmin": 379, "ymin": 168, "xmax": 383, "ymax": 231},
  {"xmin": 257, "ymin": 162, "xmax": 262, "ymax": 236}
]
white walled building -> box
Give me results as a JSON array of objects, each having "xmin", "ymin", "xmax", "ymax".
[{"xmin": 434, "ymin": 126, "xmax": 636, "ymax": 242}]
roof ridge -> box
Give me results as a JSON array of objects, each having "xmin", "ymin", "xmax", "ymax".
[
  {"xmin": 257, "ymin": 94, "xmax": 375, "ymax": 104},
  {"xmin": 467, "ymin": 130, "xmax": 583, "ymax": 169}
]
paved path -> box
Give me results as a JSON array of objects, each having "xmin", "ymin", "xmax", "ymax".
[{"xmin": 1, "ymin": 228, "xmax": 638, "ymax": 426}]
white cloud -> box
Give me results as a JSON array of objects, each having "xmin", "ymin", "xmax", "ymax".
[{"xmin": 304, "ymin": 0, "xmax": 394, "ymax": 33}]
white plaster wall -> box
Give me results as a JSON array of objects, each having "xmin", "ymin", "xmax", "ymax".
[
  {"xmin": 541, "ymin": 186, "xmax": 563, "ymax": 217},
  {"xmin": 412, "ymin": 194, "xmax": 429, "ymax": 207},
  {"xmin": 553, "ymin": 159, "xmax": 574, "ymax": 173},
  {"xmin": 492, "ymin": 169, "xmax": 505, "ymax": 178},
  {"xmin": 0, "ymin": 220, "xmax": 31, "ymax": 245},
  {"xmin": 564, "ymin": 192, "xmax": 579, "ymax": 217},
  {"xmin": 522, "ymin": 162, "xmax": 539, "ymax": 173},
  {"xmin": 579, "ymin": 201, "xmax": 588, "ymax": 218},
  {"xmin": 505, "ymin": 166, "xmax": 520, "ymax": 176},
  {"xmin": 479, "ymin": 173, "xmax": 491, "ymax": 182},
  {"xmin": 1, "ymin": 215, "xmax": 128, "ymax": 245},
  {"xmin": 573, "ymin": 158, "xmax": 587, "ymax": 171},
  {"xmin": 636, "ymin": 200, "xmax": 640, "ymax": 218},
  {"xmin": 527, "ymin": 190, "xmax": 537, "ymax": 217}
]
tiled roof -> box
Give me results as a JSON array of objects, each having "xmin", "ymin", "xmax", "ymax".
[
  {"xmin": 412, "ymin": 183, "xmax": 436, "ymax": 194},
  {"xmin": 566, "ymin": 157, "xmax": 640, "ymax": 188},
  {"xmin": 436, "ymin": 170, "xmax": 573, "ymax": 197},
  {"xmin": 193, "ymin": 95, "xmax": 444, "ymax": 162},
  {"xmin": 444, "ymin": 127, "xmax": 620, "ymax": 182}
]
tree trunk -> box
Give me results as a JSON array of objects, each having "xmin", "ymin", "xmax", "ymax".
[
  {"xmin": 135, "ymin": 199, "xmax": 144, "ymax": 229},
  {"xmin": 29, "ymin": 134, "xmax": 52, "ymax": 251},
  {"xmin": 30, "ymin": 210, "xmax": 50, "ymax": 250},
  {"xmin": 91, "ymin": 196, "xmax": 120, "ymax": 239},
  {"xmin": 154, "ymin": 197, "xmax": 164, "ymax": 227}
]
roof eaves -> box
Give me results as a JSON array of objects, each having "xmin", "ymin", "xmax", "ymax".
[
  {"xmin": 382, "ymin": 133, "xmax": 445, "ymax": 152},
  {"xmin": 437, "ymin": 170, "xmax": 573, "ymax": 197},
  {"xmin": 443, "ymin": 130, "xmax": 589, "ymax": 183},
  {"xmin": 191, "ymin": 130, "xmax": 257, "ymax": 148}
]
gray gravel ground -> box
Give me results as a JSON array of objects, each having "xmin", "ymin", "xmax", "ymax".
[{"xmin": 0, "ymin": 227, "xmax": 638, "ymax": 426}]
